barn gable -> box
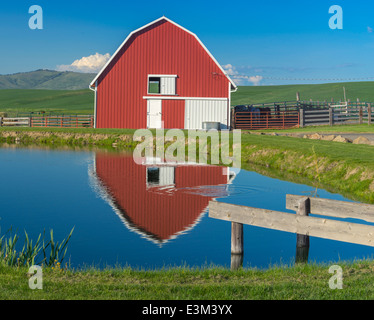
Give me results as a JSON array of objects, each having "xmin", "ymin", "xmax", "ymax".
[
  {"xmin": 90, "ymin": 17, "xmax": 237, "ymax": 129},
  {"xmin": 90, "ymin": 16, "xmax": 237, "ymax": 91}
]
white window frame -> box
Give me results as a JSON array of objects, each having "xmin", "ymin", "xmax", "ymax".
[{"xmin": 147, "ymin": 75, "xmax": 177, "ymax": 95}]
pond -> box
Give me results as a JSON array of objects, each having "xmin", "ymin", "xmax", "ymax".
[{"xmin": 1, "ymin": 145, "xmax": 374, "ymax": 270}]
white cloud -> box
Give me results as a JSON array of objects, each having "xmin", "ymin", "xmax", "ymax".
[
  {"xmin": 248, "ymin": 75, "xmax": 263, "ymax": 86},
  {"xmin": 223, "ymin": 63, "xmax": 264, "ymax": 86},
  {"xmin": 222, "ymin": 64, "xmax": 238, "ymax": 76},
  {"xmin": 56, "ymin": 53, "xmax": 111, "ymax": 73}
]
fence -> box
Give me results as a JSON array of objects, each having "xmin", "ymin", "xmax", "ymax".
[
  {"xmin": 0, "ymin": 115, "xmax": 94, "ymax": 128},
  {"xmin": 30, "ymin": 115, "xmax": 94, "ymax": 128},
  {"xmin": 232, "ymin": 100, "xmax": 374, "ymax": 130},
  {"xmin": 0, "ymin": 117, "xmax": 31, "ymax": 127},
  {"xmin": 233, "ymin": 110, "xmax": 300, "ymax": 130},
  {"xmin": 300, "ymin": 104, "xmax": 373, "ymax": 127},
  {"xmin": 209, "ymin": 195, "xmax": 374, "ymax": 270}
]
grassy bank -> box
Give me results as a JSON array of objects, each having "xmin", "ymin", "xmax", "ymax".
[
  {"xmin": 261, "ymin": 124, "xmax": 374, "ymax": 134},
  {"xmin": 2, "ymin": 260, "xmax": 374, "ymax": 300},
  {"xmin": 241, "ymin": 132, "xmax": 374, "ymax": 203}
]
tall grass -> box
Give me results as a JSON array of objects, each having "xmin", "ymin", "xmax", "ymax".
[{"xmin": 0, "ymin": 227, "xmax": 74, "ymax": 268}]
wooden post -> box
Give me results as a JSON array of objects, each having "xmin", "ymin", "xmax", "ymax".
[
  {"xmin": 231, "ymin": 222, "xmax": 243, "ymax": 270},
  {"xmin": 230, "ymin": 108, "xmax": 235, "ymax": 131},
  {"xmin": 299, "ymin": 109, "xmax": 304, "ymax": 128},
  {"xmin": 359, "ymin": 106, "xmax": 363, "ymax": 124},
  {"xmin": 368, "ymin": 104, "xmax": 372, "ymax": 125},
  {"xmin": 296, "ymin": 197, "xmax": 310, "ymax": 264},
  {"xmin": 296, "ymin": 92, "xmax": 300, "ymax": 101},
  {"xmin": 329, "ymin": 107, "xmax": 333, "ymax": 126}
]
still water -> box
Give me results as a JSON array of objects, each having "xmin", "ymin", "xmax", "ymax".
[{"xmin": 1, "ymin": 146, "xmax": 373, "ymax": 269}]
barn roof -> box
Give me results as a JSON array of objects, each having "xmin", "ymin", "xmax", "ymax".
[{"xmin": 89, "ymin": 16, "xmax": 237, "ymax": 91}]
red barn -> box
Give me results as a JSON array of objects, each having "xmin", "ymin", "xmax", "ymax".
[
  {"xmin": 89, "ymin": 16, "xmax": 237, "ymax": 129},
  {"xmin": 90, "ymin": 154, "xmax": 235, "ymax": 244}
]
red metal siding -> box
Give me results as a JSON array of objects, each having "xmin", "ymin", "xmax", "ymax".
[
  {"xmin": 94, "ymin": 153, "xmax": 228, "ymax": 242},
  {"xmin": 161, "ymin": 99, "xmax": 185, "ymax": 129},
  {"xmin": 96, "ymin": 20, "xmax": 230, "ymax": 128}
]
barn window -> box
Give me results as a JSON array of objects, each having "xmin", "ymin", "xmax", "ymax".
[
  {"xmin": 148, "ymin": 77, "xmax": 161, "ymax": 94},
  {"xmin": 147, "ymin": 167, "xmax": 160, "ymax": 185},
  {"xmin": 148, "ymin": 75, "xmax": 177, "ymax": 95},
  {"xmin": 146, "ymin": 166, "xmax": 175, "ymax": 187}
]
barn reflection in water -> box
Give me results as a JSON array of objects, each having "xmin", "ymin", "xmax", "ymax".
[{"xmin": 90, "ymin": 153, "xmax": 236, "ymax": 245}]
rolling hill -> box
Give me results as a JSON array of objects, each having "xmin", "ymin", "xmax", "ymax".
[
  {"xmin": 0, "ymin": 70, "xmax": 95, "ymax": 90},
  {"xmin": 1, "ymin": 78, "xmax": 374, "ymax": 116},
  {"xmin": 232, "ymin": 82, "xmax": 374, "ymax": 105}
]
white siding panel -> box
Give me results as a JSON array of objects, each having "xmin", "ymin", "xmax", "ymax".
[
  {"xmin": 159, "ymin": 167, "xmax": 175, "ymax": 186},
  {"xmin": 184, "ymin": 99, "xmax": 228, "ymax": 130},
  {"xmin": 161, "ymin": 77, "xmax": 176, "ymax": 95}
]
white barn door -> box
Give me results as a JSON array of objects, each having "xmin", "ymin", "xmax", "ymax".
[
  {"xmin": 184, "ymin": 99, "xmax": 228, "ymax": 130},
  {"xmin": 147, "ymin": 99, "xmax": 162, "ymax": 129}
]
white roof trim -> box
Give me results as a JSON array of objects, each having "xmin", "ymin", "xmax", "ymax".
[
  {"xmin": 142, "ymin": 96, "xmax": 228, "ymax": 101},
  {"xmin": 89, "ymin": 16, "xmax": 237, "ymax": 91}
]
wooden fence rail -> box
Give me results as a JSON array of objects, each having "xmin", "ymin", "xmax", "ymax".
[
  {"xmin": 232, "ymin": 100, "xmax": 373, "ymax": 129},
  {"xmin": 233, "ymin": 111, "xmax": 300, "ymax": 130},
  {"xmin": 209, "ymin": 195, "xmax": 374, "ymax": 269},
  {"xmin": 0, "ymin": 117, "xmax": 30, "ymax": 127},
  {"xmin": 30, "ymin": 115, "xmax": 94, "ymax": 128},
  {"xmin": 0, "ymin": 115, "xmax": 94, "ymax": 128}
]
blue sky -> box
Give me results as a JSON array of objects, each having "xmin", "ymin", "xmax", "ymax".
[{"xmin": 1, "ymin": 0, "xmax": 374, "ymax": 85}]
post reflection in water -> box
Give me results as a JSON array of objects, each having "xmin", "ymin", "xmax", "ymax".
[{"xmin": 89, "ymin": 153, "xmax": 236, "ymax": 245}]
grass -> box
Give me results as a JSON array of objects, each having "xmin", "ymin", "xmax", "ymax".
[
  {"xmin": 0, "ymin": 89, "xmax": 93, "ymax": 115},
  {"xmin": 240, "ymin": 132, "xmax": 374, "ymax": 203},
  {"xmin": 231, "ymin": 81, "xmax": 374, "ymax": 105},
  {"xmin": 2, "ymin": 260, "xmax": 374, "ymax": 300},
  {"xmin": 260, "ymin": 124, "xmax": 374, "ymax": 134}
]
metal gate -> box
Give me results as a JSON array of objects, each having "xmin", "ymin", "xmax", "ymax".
[{"xmin": 233, "ymin": 111, "xmax": 300, "ymax": 130}]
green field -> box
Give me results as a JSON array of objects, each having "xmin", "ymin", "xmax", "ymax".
[
  {"xmin": 232, "ymin": 81, "xmax": 374, "ymax": 105},
  {"xmin": 2, "ymin": 81, "xmax": 374, "ymax": 116},
  {"xmin": 0, "ymin": 89, "xmax": 94, "ymax": 115}
]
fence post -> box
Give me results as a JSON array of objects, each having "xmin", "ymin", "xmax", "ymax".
[
  {"xmin": 359, "ymin": 106, "xmax": 363, "ymax": 124},
  {"xmin": 329, "ymin": 107, "xmax": 334, "ymax": 126},
  {"xmin": 368, "ymin": 104, "xmax": 372, "ymax": 125},
  {"xmin": 231, "ymin": 222, "xmax": 243, "ymax": 270},
  {"xmin": 230, "ymin": 108, "xmax": 235, "ymax": 130},
  {"xmin": 296, "ymin": 197, "xmax": 310, "ymax": 264},
  {"xmin": 299, "ymin": 109, "xmax": 304, "ymax": 128}
]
